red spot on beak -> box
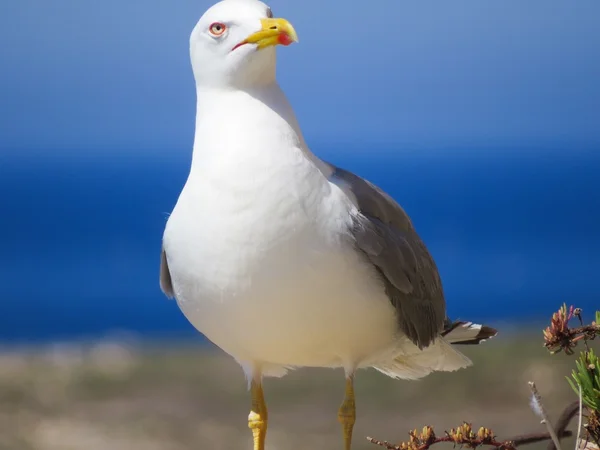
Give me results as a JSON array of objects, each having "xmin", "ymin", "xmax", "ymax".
[{"xmin": 278, "ymin": 33, "xmax": 293, "ymax": 46}]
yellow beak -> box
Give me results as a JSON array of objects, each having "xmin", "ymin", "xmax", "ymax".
[{"xmin": 233, "ymin": 18, "xmax": 299, "ymax": 51}]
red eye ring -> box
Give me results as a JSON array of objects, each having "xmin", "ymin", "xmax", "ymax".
[{"xmin": 209, "ymin": 22, "xmax": 227, "ymax": 36}]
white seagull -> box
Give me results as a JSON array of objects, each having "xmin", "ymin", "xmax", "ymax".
[{"xmin": 159, "ymin": 1, "xmax": 497, "ymax": 449}]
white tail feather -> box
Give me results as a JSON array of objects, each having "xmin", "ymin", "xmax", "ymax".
[{"xmin": 374, "ymin": 338, "xmax": 472, "ymax": 380}]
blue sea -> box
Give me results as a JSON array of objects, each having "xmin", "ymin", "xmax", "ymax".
[{"xmin": 1, "ymin": 145, "xmax": 599, "ymax": 342}]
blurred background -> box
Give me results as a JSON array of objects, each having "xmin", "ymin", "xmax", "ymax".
[{"xmin": 0, "ymin": 0, "xmax": 599, "ymax": 449}]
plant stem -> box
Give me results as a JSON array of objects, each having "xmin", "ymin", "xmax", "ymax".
[{"xmin": 529, "ymin": 381, "xmax": 563, "ymax": 450}]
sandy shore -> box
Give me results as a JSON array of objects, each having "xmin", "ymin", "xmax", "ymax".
[{"xmin": 0, "ymin": 333, "xmax": 588, "ymax": 450}]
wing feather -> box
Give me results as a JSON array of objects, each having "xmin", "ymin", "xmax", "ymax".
[
  {"xmin": 160, "ymin": 247, "xmax": 175, "ymax": 299},
  {"xmin": 328, "ymin": 163, "xmax": 446, "ymax": 349}
]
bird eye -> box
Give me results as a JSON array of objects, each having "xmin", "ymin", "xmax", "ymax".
[
  {"xmin": 209, "ymin": 22, "xmax": 227, "ymax": 36},
  {"xmin": 266, "ymin": 7, "xmax": 273, "ymax": 18}
]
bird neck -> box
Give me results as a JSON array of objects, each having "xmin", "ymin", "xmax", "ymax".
[{"xmin": 190, "ymin": 83, "xmax": 311, "ymax": 172}]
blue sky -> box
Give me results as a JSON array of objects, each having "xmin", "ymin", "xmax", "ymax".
[{"xmin": 1, "ymin": 0, "xmax": 599, "ymax": 158}]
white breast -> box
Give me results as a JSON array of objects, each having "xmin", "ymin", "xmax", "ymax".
[
  {"xmin": 161, "ymin": 86, "xmax": 399, "ymax": 375},
  {"xmin": 164, "ymin": 157, "xmax": 398, "ymax": 371}
]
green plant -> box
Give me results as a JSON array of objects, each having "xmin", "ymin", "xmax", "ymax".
[
  {"xmin": 543, "ymin": 304, "xmax": 600, "ymax": 448},
  {"xmin": 567, "ymin": 349, "xmax": 600, "ymax": 412}
]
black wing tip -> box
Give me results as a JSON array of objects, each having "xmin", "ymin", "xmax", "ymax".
[
  {"xmin": 442, "ymin": 320, "xmax": 498, "ymax": 345},
  {"xmin": 479, "ymin": 325, "xmax": 499, "ymax": 339},
  {"xmin": 457, "ymin": 325, "xmax": 498, "ymax": 345}
]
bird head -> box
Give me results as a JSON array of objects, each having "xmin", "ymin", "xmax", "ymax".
[{"xmin": 190, "ymin": 0, "xmax": 299, "ymax": 89}]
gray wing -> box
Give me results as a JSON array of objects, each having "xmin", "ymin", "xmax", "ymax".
[
  {"xmin": 326, "ymin": 163, "xmax": 446, "ymax": 349},
  {"xmin": 160, "ymin": 247, "xmax": 175, "ymax": 299}
]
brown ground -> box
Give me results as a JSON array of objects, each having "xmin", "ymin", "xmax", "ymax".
[{"xmin": 0, "ymin": 332, "xmax": 591, "ymax": 450}]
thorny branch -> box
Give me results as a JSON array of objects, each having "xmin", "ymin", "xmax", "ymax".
[
  {"xmin": 367, "ymin": 423, "xmax": 514, "ymax": 450},
  {"xmin": 367, "ymin": 401, "xmax": 579, "ymax": 450}
]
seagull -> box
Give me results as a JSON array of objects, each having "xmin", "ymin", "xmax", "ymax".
[{"xmin": 159, "ymin": 1, "xmax": 497, "ymax": 449}]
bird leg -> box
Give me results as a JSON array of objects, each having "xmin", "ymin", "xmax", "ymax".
[
  {"xmin": 338, "ymin": 374, "xmax": 356, "ymax": 450},
  {"xmin": 248, "ymin": 378, "xmax": 268, "ymax": 450}
]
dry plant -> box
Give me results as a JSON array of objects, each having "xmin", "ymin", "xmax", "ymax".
[
  {"xmin": 547, "ymin": 306, "xmax": 600, "ymax": 448},
  {"xmin": 368, "ymin": 304, "xmax": 600, "ymax": 450}
]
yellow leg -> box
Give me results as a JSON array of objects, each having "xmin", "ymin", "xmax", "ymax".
[
  {"xmin": 248, "ymin": 379, "xmax": 268, "ymax": 450},
  {"xmin": 337, "ymin": 375, "xmax": 356, "ymax": 450}
]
